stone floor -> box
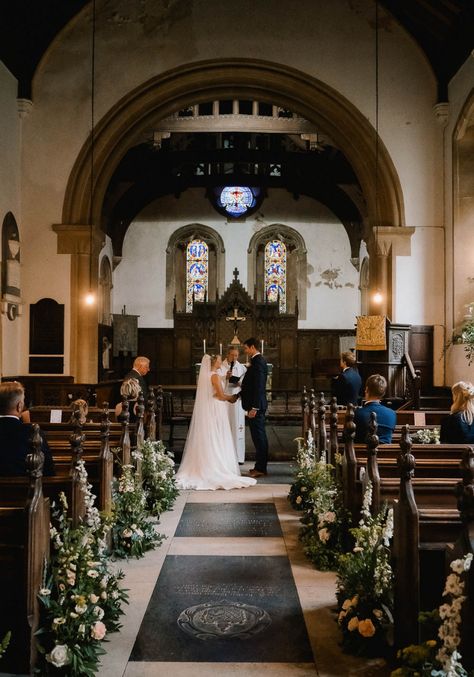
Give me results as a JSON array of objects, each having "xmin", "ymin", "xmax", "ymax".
[{"xmin": 97, "ymin": 463, "xmax": 391, "ymax": 677}]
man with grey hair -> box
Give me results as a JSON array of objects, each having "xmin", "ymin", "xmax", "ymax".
[
  {"xmin": 124, "ymin": 355, "xmax": 150, "ymax": 400},
  {"xmin": 0, "ymin": 381, "xmax": 54, "ymax": 475}
]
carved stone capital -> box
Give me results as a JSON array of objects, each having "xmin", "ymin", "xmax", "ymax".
[
  {"xmin": 53, "ymin": 224, "xmax": 104, "ymax": 256},
  {"xmin": 371, "ymin": 226, "xmax": 416, "ymax": 257},
  {"xmin": 433, "ymin": 102, "xmax": 449, "ymax": 127},
  {"xmin": 17, "ymin": 98, "xmax": 33, "ymax": 119}
]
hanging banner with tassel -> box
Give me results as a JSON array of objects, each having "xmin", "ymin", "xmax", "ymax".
[{"xmin": 356, "ymin": 315, "xmax": 387, "ymax": 351}]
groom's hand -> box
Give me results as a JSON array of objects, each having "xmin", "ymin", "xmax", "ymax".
[{"xmin": 247, "ymin": 408, "xmax": 257, "ymax": 419}]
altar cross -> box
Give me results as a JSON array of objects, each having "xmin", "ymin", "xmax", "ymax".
[{"xmin": 225, "ymin": 305, "xmax": 246, "ymax": 343}]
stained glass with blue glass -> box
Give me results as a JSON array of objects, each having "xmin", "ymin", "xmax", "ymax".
[
  {"xmin": 186, "ymin": 239, "xmax": 208, "ymax": 311},
  {"xmin": 219, "ymin": 186, "xmax": 255, "ymax": 215},
  {"xmin": 264, "ymin": 240, "xmax": 286, "ymax": 312}
]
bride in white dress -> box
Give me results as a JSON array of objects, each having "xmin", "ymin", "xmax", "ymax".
[{"xmin": 175, "ymin": 354, "xmax": 257, "ymax": 490}]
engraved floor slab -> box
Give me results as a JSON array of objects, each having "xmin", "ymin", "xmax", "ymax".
[
  {"xmin": 174, "ymin": 503, "xmax": 283, "ymax": 538},
  {"xmin": 130, "ymin": 555, "xmax": 313, "ymax": 663}
]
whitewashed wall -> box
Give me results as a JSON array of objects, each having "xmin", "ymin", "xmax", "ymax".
[
  {"xmin": 0, "ymin": 62, "xmax": 22, "ymax": 376},
  {"xmin": 112, "ymin": 188, "xmax": 360, "ymax": 329}
]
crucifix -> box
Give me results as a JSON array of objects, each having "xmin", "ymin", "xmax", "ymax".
[{"xmin": 226, "ymin": 305, "xmax": 246, "ymax": 344}]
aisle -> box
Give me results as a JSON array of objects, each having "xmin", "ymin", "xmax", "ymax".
[{"xmin": 98, "ymin": 464, "xmax": 389, "ymax": 677}]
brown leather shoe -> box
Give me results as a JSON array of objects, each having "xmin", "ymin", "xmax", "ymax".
[{"xmin": 247, "ymin": 468, "xmax": 267, "ymax": 477}]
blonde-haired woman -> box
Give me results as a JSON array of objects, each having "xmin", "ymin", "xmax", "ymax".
[
  {"xmin": 115, "ymin": 377, "xmax": 141, "ymax": 423},
  {"xmin": 440, "ymin": 380, "xmax": 474, "ymax": 443}
]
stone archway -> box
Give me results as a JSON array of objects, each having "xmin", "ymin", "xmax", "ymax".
[{"xmin": 59, "ymin": 59, "xmax": 408, "ymax": 380}]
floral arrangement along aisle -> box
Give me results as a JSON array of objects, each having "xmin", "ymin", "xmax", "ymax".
[
  {"xmin": 391, "ymin": 552, "xmax": 473, "ymax": 677},
  {"xmin": 110, "ymin": 464, "xmax": 164, "ymax": 559},
  {"xmin": 336, "ymin": 481, "xmax": 394, "ymax": 657},
  {"xmin": 36, "ymin": 462, "xmax": 128, "ymax": 676},
  {"xmin": 139, "ymin": 440, "xmax": 179, "ymax": 516},
  {"xmin": 289, "ymin": 433, "xmax": 348, "ymax": 571}
]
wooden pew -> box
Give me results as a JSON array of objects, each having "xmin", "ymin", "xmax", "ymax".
[
  {"xmin": 392, "ymin": 430, "xmax": 473, "ymax": 657},
  {"xmin": 0, "ymin": 430, "xmax": 50, "ymax": 674}
]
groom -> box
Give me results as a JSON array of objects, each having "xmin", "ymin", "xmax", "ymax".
[{"xmin": 240, "ymin": 337, "xmax": 269, "ymax": 477}]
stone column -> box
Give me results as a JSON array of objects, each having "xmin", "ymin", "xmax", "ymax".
[
  {"xmin": 53, "ymin": 224, "xmax": 104, "ymax": 382},
  {"xmin": 369, "ymin": 226, "xmax": 415, "ymax": 320}
]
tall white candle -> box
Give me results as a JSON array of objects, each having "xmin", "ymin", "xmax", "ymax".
[
  {"xmin": 203, "ymin": 339, "xmax": 206, "ymax": 354},
  {"xmin": 261, "ymin": 339, "xmax": 264, "ymax": 354},
  {"xmin": 219, "ymin": 342, "xmax": 222, "ymax": 355}
]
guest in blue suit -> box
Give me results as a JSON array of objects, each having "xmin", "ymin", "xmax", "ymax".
[
  {"xmin": 332, "ymin": 351, "xmax": 362, "ymax": 406},
  {"xmin": 354, "ymin": 374, "xmax": 396, "ymax": 444},
  {"xmin": 0, "ymin": 381, "xmax": 54, "ymax": 476},
  {"xmin": 440, "ymin": 381, "xmax": 474, "ymax": 443},
  {"xmin": 240, "ymin": 337, "xmax": 269, "ymax": 477}
]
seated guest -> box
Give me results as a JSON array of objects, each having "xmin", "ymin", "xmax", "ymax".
[
  {"xmin": 115, "ymin": 378, "xmax": 141, "ymax": 423},
  {"xmin": 0, "ymin": 381, "xmax": 54, "ymax": 476},
  {"xmin": 332, "ymin": 350, "xmax": 362, "ymax": 406},
  {"xmin": 440, "ymin": 381, "xmax": 474, "ymax": 443},
  {"xmin": 69, "ymin": 398, "xmax": 89, "ymax": 424},
  {"xmin": 354, "ymin": 374, "xmax": 397, "ymax": 444}
]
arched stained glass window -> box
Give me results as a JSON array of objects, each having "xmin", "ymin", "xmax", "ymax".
[
  {"xmin": 264, "ymin": 239, "xmax": 286, "ymax": 312},
  {"xmin": 186, "ymin": 239, "xmax": 208, "ymax": 311}
]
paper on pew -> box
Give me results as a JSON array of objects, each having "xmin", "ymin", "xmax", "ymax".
[
  {"xmin": 50, "ymin": 410, "xmax": 62, "ymax": 423},
  {"xmin": 413, "ymin": 412, "xmax": 426, "ymax": 426}
]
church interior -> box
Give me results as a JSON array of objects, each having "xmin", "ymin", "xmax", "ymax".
[{"xmin": 1, "ymin": 1, "xmax": 474, "ymax": 675}]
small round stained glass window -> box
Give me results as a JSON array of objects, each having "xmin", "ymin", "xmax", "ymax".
[{"xmin": 219, "ymin": 186, "xmax": 255, "ymax": 216}]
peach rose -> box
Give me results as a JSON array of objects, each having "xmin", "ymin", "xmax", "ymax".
[
  {"xmin": 358, "ymin": 618, "xmax": 376, "ymax": 637},
  {"xmin": 347, "ymin": 616, "xmax": 359, "ymax": 632},
  {"xmin": 91, "ymin": 621, "xmax": 107, "ymax": 640}
]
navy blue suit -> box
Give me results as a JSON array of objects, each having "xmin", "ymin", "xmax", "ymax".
[
  {"xmin": 354, "ymin": 401, "xmax": 397, "ymax": 444},
  {"xmin": 0, "ymin": 417, "xmax": 55, "ymax": 476},
  {"xmin": 124, "ymin": 368, "xmax": 148, "ymax": 400},
  {"xmin": 240, "ymin": 353, "xmax": 269, "ymax": 472},
  {"xmin": 332, "ymin": 367, "xmax": 362, "ymax": 406},
  {"xmin": 440, "ymin": 412, "xmax": 474, "ymax": 443}
]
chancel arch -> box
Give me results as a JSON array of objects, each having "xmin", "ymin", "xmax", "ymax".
[
  {"xmin": 248, "ymin": 225, "xmax": 307, "ymax": 319},
  {"xmin": 59, "ymin": 59, "xmax": 408, "ymax": 380},
  {"xmin": 165, "ymin": 225, "xmax": 225, "ymax": 318}
]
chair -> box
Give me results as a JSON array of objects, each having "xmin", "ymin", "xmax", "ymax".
[{"xmin": 162, "ymin": 391, "xmax": 189, "ymax": 446}]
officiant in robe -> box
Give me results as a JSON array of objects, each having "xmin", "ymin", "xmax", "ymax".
[{"xmin": 217, "ymin": 347, "xmax": 247, "ymax": 464}]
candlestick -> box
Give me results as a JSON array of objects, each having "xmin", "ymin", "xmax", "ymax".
[
  {"xmin": 261, "ymin": 339, "xmax": 264, "ymax": 354},
  {"xmin": 203, "ymin": 339, "xmax": 206, "ymax": 354}
]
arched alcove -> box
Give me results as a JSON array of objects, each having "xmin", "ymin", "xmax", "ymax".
[{"xmin": 165, "ymin": 224, "xmax": 225, "ymax": 318}]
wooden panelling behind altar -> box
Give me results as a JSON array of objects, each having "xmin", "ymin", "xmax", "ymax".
[{"xmin": 134, "ymin": 271, "xmax": 356, "ymax": 391}]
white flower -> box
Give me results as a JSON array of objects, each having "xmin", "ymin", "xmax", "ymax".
[
  {"xmin": 39, "ymin": 588, "xmax": 51, "ymax": 596},
  {"xmin": 46, "ymin": 644, "xmax": 71, "ymax": 668},
  {"xmin": 324, "ymin": 511, "xmax": 336, "ymax": 523},
  {"xmin": 53, "ymin": 617, "xmax": 66, "ymax": 627},
  {"xmin": 93, "ymin": 606, "xmax": 105, "ymax": 620},
  {"xmin": 122, "ymin": 528, "xmax": 132, "ymax": 538},
  {"xmin": 87, "ymin": 569, "xmax": 99, "ymax": 579},
  {"xmin": 75, "ymin": 604, "xmax": 87, "ymax": 615},
  {"xmin": 89, "ymin": 593, "xmax": 99, "ymax": 603},
  {"xmin": 100, "ymin": 591, "xmax": 108, "ymax": 600}
]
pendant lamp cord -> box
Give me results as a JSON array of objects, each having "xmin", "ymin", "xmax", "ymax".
[
  {"xmin": 374, "ymin": 0, "xmax": 379, "ymax": 291},
  {"xmin": 89, "ymin": 0, "xmax": 96, "ymax": 292}
]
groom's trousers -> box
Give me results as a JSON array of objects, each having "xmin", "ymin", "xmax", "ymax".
[{"xmin": 248, "ymin": 410, "xmax": 268, "ymax": 472}]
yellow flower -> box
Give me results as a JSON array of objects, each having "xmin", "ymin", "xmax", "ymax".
[
  {"xmin": 426, "ymin": 640, "xmax": 437, "ymax": 647},
  {"xmin": 358, "ymin": 618, "xmax": 376, "ymax": 637},
  {"xmin": 338, "ymin": 610, "xmax": 347, "ymax": 624},
  {"xmin": 350, "ymin": 594, "xmax": 359, "ymax": 607},
  {"xmin": 342, "ymin": 598, "xmax": 352, "ymax": 610},
  {"xmin": 296, "ymin": 496, "xmax": 302, "ymax": 505},
  {"xmin": 347, "ymin": 616, "xmax": 359, "ymax": 632}
]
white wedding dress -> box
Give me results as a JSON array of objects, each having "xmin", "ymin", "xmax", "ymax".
[{"xmin": 175, "ymin": 355, "xmax": 257, "ymax": 490}]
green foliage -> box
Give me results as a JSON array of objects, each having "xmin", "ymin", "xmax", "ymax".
[
  {"xmin": 35, "ymin": 488, "xmax": 128, "ymax": 676},
  {"xmin": 110, "ymin": 465, "xmax": 164, "ymax": 559},
  {"xmin": 288, "ymin": 435, "xmax": 318, "ymax": 511},
  {"xmin": 411, "ymin": 428, "xmax": 440, "ymax": 444},
  {"xmin": 300, "ymin": 462, "xmax": 350, "ymax": 571},
  {"xmin": 0, "ymin": 631, "xmax": 11, "ymax": 659},
  {"xmin": 139, "ymin": 440, "xmax": 179, "ymax": 516},
  {"xmin": 336, "ymin": 482, "xmax": 394, "ymax": 657}
]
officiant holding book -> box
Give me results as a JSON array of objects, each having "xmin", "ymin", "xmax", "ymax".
[{"xmin": 218, "ymin": 347, "xmax": 247, "ymax": 464}]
